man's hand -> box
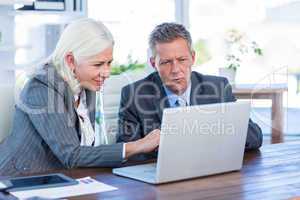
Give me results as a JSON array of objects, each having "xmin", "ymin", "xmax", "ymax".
[{"xmin": 125, "ymin": 129, "xmax": 160, "ymax": 159}]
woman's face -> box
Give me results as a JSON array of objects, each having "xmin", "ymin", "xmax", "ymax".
[{"xmin": 68, "ymin": 47, "xmax": 113, "ymax": 91}]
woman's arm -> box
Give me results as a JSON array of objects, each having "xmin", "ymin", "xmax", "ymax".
[
  {"xmin": 20, "ymin": 79, "xmax": 160, "ymax": 168},
  {"xmin": 19, "ymin": 80, "xmax": 123, "ymax": 168},
  {"xmin": 125, "ymin": 129, "xmax": 160, "ymax": 159}
]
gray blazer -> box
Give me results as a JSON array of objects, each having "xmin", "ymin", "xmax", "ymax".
[
  {"xmin": 0, "ymin": 64, "xmax": 123, "ymax": 177},
  {"xmin": 117, "ymin": 72, "xmax": 263, "ymax": 155}
]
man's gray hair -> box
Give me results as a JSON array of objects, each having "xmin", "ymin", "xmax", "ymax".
[{"xmin": 149, "ymin": 22, "xmax": 193, "ymax": 56}]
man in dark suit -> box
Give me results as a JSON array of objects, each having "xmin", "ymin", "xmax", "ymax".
[{"xmin": 117, "ymin": 22, "xmax": 262, "ymax": 154}]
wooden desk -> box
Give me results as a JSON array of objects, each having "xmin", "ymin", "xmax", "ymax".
[
  {"xmin": 69, "ymin": 141, "xmax": 300, "ymax": 199},
  {"xmin": 232, "ymin": 84, "xmax": 288, "ymax": 144},
  {"xmin": 3, "ymin": 141, "xmax": 298, "ymax": 200}
]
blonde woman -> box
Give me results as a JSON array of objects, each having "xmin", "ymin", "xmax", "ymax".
[{"xmin": 0, "ymin": 18, "xmax": 160, "ymax": 176}]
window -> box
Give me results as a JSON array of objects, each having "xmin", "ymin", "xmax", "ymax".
[
  {"xmin": 88, "ymin": 0, "xmax": 175, "ymax": 65},
  {"xmin": 189, "ymin": 0, "xmax": 265, "ymax": 75}
]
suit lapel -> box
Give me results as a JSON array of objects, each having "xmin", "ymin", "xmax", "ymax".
[
  {"xmin": 190, "ymin": 72, "xmax": 221, "ymax": 105},
  {"xmin": 85, "ymin": 89, "xmax": 96, "ymax": 126},
  {"xmin": 152, "ymin": 73, "xmax": 170, "ymax": 122},
  {"xmin": 35, "ymin": 64, "xmax": 80, "ymax": 134},
  {"xmin": 190, "ymin": 71, "xmax": 208, "ymax": 106}
]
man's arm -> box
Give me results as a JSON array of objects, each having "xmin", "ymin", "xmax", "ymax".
[
  {"xmin": 223, "ymin": 78, "xmax": 263, "ymax": 150},
  {"xmin": 117, "ymin": 85, "xmax": 159, "ymax": 161}
]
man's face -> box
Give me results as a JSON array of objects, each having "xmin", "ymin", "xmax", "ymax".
[{"xmin": 151, "ymin": 38, "xmax": 195, "ymax": 95}]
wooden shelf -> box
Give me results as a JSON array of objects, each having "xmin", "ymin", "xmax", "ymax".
[
  {"xmin": 11, "ymin": 56, "xmax": 52, "ymax": 70},
  {"xmin": 15, "ymin": 10, "xmax": 82, "ymax": 15},
  {"xmin": 0, "ymin": 0, "xmax": 34, "ymax": 6},
  {"xmin": 0, "ymin": 10, "xmax": 85, "ymax": 24},
  {"xmin": 6, "ymin": 10, "xmax": 84, "ymax": 16},
  {"xmin": 0, "ymin": 44, "xmax": 32, "ymax": 52},
  {"xmin": 3, "ymin": 10, "xmax": 85, "ymax": 25}
]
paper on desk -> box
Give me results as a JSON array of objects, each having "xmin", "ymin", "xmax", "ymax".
[{"xmin": 10, "ymin": 176, "xmax": 117, "ymax": 199}]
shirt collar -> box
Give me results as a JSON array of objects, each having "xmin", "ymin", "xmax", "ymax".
[
  {"xmin": 163, "ymin": 82, "xmax": 191, "ymax": 107},
  {"xmin": 74, "ymin": 90, "xmax": 87, "ymax": 108}
]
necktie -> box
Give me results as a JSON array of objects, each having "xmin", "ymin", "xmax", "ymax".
[
  {"xmin": 175, "ymin": 97, "xmax": 187, "ymax": 107},
  {"xmin": 94, "ymin": 88, "xmax": 108, "ymax": 145}
]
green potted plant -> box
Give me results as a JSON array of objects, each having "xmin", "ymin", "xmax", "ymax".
[
  {"xmin": 111, "ymin": 55, "xmax": 146, "ymax": 75},
  {"xmin": 219, "ymin": 29, "xmax": 263, "ymax": 84}
]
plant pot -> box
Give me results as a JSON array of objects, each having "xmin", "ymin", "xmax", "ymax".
[{"xmin": 219, "ymin": 68, "xmax": 236, "ymax": 85}]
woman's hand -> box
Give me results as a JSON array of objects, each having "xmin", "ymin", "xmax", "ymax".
[{"xmin": 125, "ymin": 129, "xmax": 160, "ymax": 159}]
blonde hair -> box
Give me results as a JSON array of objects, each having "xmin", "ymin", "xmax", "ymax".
[{"xmin": 51, "ymin": 18, "xmax": 114, "ymax": 94}]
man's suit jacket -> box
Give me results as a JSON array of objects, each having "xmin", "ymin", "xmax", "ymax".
[
  {"xmin": 0, "ymin": 64, "xmax": 123, "ymax": 176},
  {"xmin": 117, "ymin": 71, "xmax": 263, "ymax": 152}
]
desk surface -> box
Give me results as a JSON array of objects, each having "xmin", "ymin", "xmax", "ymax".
[
  {"xmin": 48, "ymin": 141, "xmax": 300, "ymax": 200},
  {"xmin": 2, "ymin": 141, "xmax": 299, "ymax": 200}
]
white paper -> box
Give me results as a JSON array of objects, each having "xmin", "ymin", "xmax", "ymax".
[{"xmin": 10, "ymin": 177, "xmax": 117, "ymax": 199}]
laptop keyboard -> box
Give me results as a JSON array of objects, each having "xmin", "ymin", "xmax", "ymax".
[
  {"xmin": 113, "ymin": 163, "xmax": 157, "ymax": 183},
  {"xmin": 136, "ymin": 163, "xmax": 157, "ymax": 174},
  {"xmin": 143, "ymin": 168, "xmax": 156, "ymax": 173}
]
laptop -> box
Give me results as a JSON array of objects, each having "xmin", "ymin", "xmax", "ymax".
[{"xmin": 113, "ymin": 101, "xmax": 250, "ymax": 184}]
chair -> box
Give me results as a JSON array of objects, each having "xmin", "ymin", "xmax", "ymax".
[
  {"xmin": 0, "ymin": 83, "xmax": 15, "ymax": 143},
  {"xmin": 103, "ymin": 70, "xmax": 150, "ymax": 144}
]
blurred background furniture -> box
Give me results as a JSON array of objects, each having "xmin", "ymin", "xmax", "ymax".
[
  {"xmin": 0, "ymin": 83, "xmax": 15, "ymax": 143},
  {"xmin": 103, "ymin": 70, "xmax": 151, "ymax": 143},
  {"xmin": 233, "ymin": 83, "xmax": 288, "ymax": 143}
]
